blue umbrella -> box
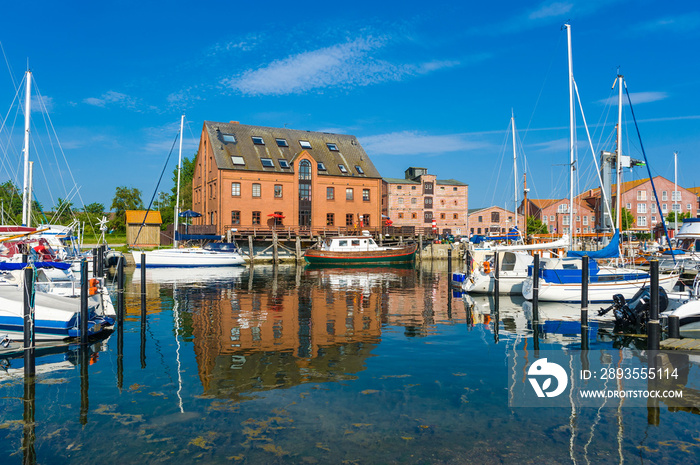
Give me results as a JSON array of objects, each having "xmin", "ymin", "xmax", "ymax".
[{"xmin": 179, "ymin": 210, "xmax": 202, "ymax": 218}]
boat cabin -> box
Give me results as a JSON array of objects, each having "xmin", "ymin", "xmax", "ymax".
[{"xmin": 321, "ymin": 236, "xmax": 381, "ymax": 252}]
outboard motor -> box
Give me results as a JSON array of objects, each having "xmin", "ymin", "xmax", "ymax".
[{"xmin": 598, "ymin": 286, "xmax": 668, "ymax": 330}]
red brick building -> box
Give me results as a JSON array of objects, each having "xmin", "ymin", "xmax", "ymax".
[
  {"xmin": 520, "ymin": 199, "xmax": 597, "ymax": 235},
  {"xmin": 382, "ymin": 167, "xmax": 468, "ymax": 235},
  {"xmin": 192, "ymin": 122, "xmax": 383, "ymax": 235},
  {"xmin": 467, "ymin": 206, "xmax": 521, "ymax": 236}
]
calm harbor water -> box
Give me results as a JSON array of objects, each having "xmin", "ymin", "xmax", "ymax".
[{"xmin": 2, "ymin": 263, "xmax": 700, "ymax": 464}]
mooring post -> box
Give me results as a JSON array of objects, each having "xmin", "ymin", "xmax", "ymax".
[
  {"xmin": 581, "ymin": 255, "xmax": 589, "ymax": 350},
  {"xmin": 447, "ymin": 247, "xmax": 452, "ymax": 276},
  {"xmin": 140, "ymin": 253, "xmax": 146, "ymax": 323},
  {"xmin": 248, "ymin": 235, "xmax": 254, "ymax": 263},
  {"xmin": 273, "ymin": 230, "xmax": 279, "ymax": 264},
  {"xmin": 22, "ymin": 360, "xmax": 36, "ymax": 463},
  {"xmin": 465, "ymin": 248, "xmax": 472, "ymax": 277},
  {"xmin": 532, "ymin": 253, "xmax": 540, "ymax": 323},
  {"xmin": 494, "ymin": 252, "xmax": 500, "ymax": 295},
  {"xmin": 92, "ymin": 248, "xmax": 98, "ymax": 278},
  {"xmin": 117, "ymin": 257, "xmax": 124, "ymax": 324},
  {"xmin": 418, "ymin": 234, "xmax": 423, "ymax": 261},
  {"xmin": 647, "ymin": 260, "xmax": 660, "ymax": 350},
  {"xmin": 23, "ymin": 265, "xmax": 35, "ymax": 379},
  {"xmin": 668, "ymin": 315, "xmax": 680, "ymax": 339},
  {"xmin": 97, "ymin": 245, "xmax": 104, "ymax": 278},
  {"xmin": 80, "ymin": 259, "xmax": 88, "ymax": 345},
  {"xmin": 296, "ymin": 236, "xmax": 302, "ymax": 262}
]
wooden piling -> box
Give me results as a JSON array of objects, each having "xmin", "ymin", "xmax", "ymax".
[
  {"xmin": 80, "ymin": 260, "xmax": 88, "ymax": 345},
  {"xmin": 273, "ymin": 230, "xmax": 279, "ymax": 264},
  {"xmin": 296, "ymin": 236, "xmax": 302, "ymax": 262},
  {"xmin": 418, "ymin": 234, "xmax": 423, "ymax": 261},
  {"xmin": 23, "ymin": 266, "xmax": 35, "ymax": 378},
  {"xmin": 532, "ymin": 254, "xmax": 540, "ymax": 323},
  {"xmin": 648, "ymin": 260, "xmax": 660, "ymax": 350},
  {"xmin": 581, "ymin": 255, "xmax": 589, "ymax": 350},
  {"xmin": 248, "ymin": 235, "xmax": 254, "ymax": 262}
]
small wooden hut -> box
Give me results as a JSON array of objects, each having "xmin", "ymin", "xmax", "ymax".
[{"xmin": 126, "ymin": 210, "xmax": 162, "ymax": 247}]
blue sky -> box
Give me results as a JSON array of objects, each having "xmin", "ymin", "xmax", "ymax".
[{"xmin": 1, "ymin": 0, "xmax": 699, "ymax": 216}]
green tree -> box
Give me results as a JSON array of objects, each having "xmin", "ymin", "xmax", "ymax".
[
  {"xmin": 611, "ymin": 207, "xmax": 635, "ymax": 231},
  {"xmin": 52, "ymin": 197, "xmax": 74, "ymax": 223},
  {"xmin": 110, "ymin": 186, "xmax": 143, "ymax": 232},
  {"xmin": 84, "ymin": 202, "xmax": 105, "ymax": 215},
  {"xmin": 526, "ymin": 216, "xmax": 548, "ymax": 235},
  {"xmin": 665, "ymin": 211, "xmax": 691, "ymax": 224},
  {"xmin": 0, "ymin": 181, "xmax": 23, "ymax": 223},
  {"xmin": 172, "ymin": 154, "xmax": 195, "ymax": 212}
]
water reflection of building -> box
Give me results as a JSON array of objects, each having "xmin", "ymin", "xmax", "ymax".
[{"xmin": 189, "ymin": 267, "xmax": 399, "ymax": 398}]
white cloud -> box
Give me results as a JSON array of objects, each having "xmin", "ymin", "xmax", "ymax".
[
  {"xmin": 529, "ymin": 2, "xmax": 574, "ymax": 20},
  {"xmin": 30, "ymin": 95, "xmax": 54, "ymax": 113},
  {"xmin": 632, "ymin": 13, "xmax": 700, "ymax": 34},
  {"xmin": 223, "ymin": 36, "xmax": 461, "ymax": 96},
  {"xmin": 84, "ymin": 91, "xmax": 136, "ymax": 108},
  {"xmin": 597, "ymin": 91, "xmax": 669, "ymax": 106},
  {"xmin": 360, "ymin": 131, "xmax": 485, "ymax": 156}
]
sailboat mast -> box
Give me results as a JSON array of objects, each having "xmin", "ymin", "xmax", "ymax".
[
  {"xmin": 22, "ymin": 70, "xmax": 32, "ymax": 227},
  {"xmin": 616, "ymin": 75, "xmax": 623, "ymax": 231},
  {"xmin": 566, "ymin": 24, "xmax": 574, "ymax": 245},
  {"xmin": 674, "ymin": 151, "xmax": 678, "ymax": 238},
  {"xmin": 173, "ymin": 114, "xmax": 184, "ymax": 249},
  {"xmin": 511, "ymin": 111, "xmax": 518, "ymax": 232}
]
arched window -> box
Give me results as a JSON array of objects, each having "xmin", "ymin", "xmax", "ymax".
[{"xmin": 299, "ymin": 160, "xmax": 311, "ymax": 180}]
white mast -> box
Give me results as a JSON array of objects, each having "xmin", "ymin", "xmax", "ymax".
[
  {"xmin": 615, "ymin": 75, "xmax": 623, "ymax": 231},
  {"xmin": 173, "ymin": 114, "xmax": 184, "ymax": 248},
  {"xmin": 21, "ymin": 70, "xmax": 32, "ymax": 226},
  {"xmin": 674, "ymin": 151, "xmax": 678, "ymax": 239},
  {"xmin": 565, "ymin": 24, "xmax": 575, "ymax": 246},
  {"xmin": 511, "ymin": 110, "xmax": 518, "ymax": 233}
]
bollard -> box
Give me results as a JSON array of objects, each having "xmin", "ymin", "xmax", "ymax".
[
  {"xmin": 581, "ymin": 255, "xmax": 589, "ymax": 350},
  {"xmin": 532, "ymin": 254, "xmax": 540, "ymax": 323},
  {"xmin": 23, "ymin": 266, "xmax": 35, "ymax": 379},
  {"xmin": 668, "ymin": 315, "xmax": 681, "ymax": 339},
  {"xmin": 647, "ymin": 260, "xmax": 660, "ymax": 350},
  {"xmin": 494, "ymin": 252, "xmax": 500, "ymax": 295},
  {"xmin": 80, "ymin": 259, "xmax": 88, "ymax": 345}
]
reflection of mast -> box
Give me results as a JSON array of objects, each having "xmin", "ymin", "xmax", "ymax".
[{"xmin": 173, "ymin": 283, "xmax": 185, "ymax": 413}]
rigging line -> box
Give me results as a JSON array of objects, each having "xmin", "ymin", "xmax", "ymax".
[
  {"xmin": 34, "ymin": 83, "xmax": 69, "ymax": 201},
  {"xmin": 488, "ymin": 120, "xmax": 513, "ymax": 209},
  {"xmin": 522, "ymin": 32, "xmax": 564, "ymax": 143},
  {"xmin": 624, "ymin": 82, "xmax": 675, "ymax": 260},
  {"xmin": 573, "ymin": 78, "xmax": 614, "ymax": 231},
  {"xmin": 0, "ymin": 74, "xmax": 25, "ymax": 179},
  {"xmin": 133, "ymin": 131, "xmax": 180, "ymax": 247},
  {"xmin": 0, "ymin": 42, "xmax": 18, "ymax": 92}
]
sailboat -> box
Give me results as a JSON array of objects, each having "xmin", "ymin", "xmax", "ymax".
[
  {"xmin": 521, "ymin": 24, "xmax": 678, "ymax": 303},
  {"xmin": 0, "ymin": 70, "xmax": 114, "ymax": 341},
  {"xmin": 131, "ymin": 115, "xmax": 245, "ymax": 268},
  {"xmin": 462, "ymin": 113, "xmax": 570, "ymax": 295}
]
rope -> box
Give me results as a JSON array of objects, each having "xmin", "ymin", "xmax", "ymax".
[
  {"xmin": 133, "ymin": 131, "xmax": 180, "ymax": 247},
  {"xmin": 623, "ymin": 82, "xmax": 675, "ymax": 263}
]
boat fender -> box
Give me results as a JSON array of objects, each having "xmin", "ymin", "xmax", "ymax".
[
  {"xmin": 1, "ymin": 335, "xmax": 11, "ymax": 348},
  {"xmin": 483, "ymin": 261, "xmax": 491, "ymax": 274}
]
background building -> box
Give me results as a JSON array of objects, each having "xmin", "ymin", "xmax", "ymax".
[
  {"xmin": 520, "ymin": 199, "xmax": 596, "ymax": 235},
  {"xmin": 192, "ymin": 122, "xmax": 383, "ymax": 235},
  {"xmin": 467, "ymin": 206, "xmax": 520, "ymax": 236},
  {"xmin": 382, "ymin": 167, "xmax": 468, "ymax": 235}
]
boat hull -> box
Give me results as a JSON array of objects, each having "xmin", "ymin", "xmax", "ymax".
[
  {"xmin": 303, "ymin": 244, "xmax": 417, "ymax": 265},
  {"xmin": 522, "ymin": 273, "xmax": 678, "ymax": 303},
  {"xmin": 462, "ymin": 271, "xmax": 528, "ymax": 295},
  {"xmin": 132, "ymin": 248, "xmax": 246, "ymax": 267}
]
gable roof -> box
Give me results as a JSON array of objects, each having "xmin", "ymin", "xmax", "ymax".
[
  {"xmin": 687, "ymin": 186, "xmax": 700, "ymax": 195},
  {"xmin": 526, "ymin": 199, "xmax": 562, "ymax": 210},
  {"xmin": 203, "ymin": 121, "xmax": 381, "ymax": 178}
]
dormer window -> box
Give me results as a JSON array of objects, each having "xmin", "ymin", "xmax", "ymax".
[
  {"xmin": 252, "ymin": 136, "xmax": 265, "ymax": 145},
  {"xmin": 355, "ymin": 165, "xmax": 364, "ymax": 175},
  {"xmin": 299, "ymin": 140, "xmax": 312, "ymax": 149},
  {"xmin": 338, "ymin": 164, "xmax": 348, "ymax": 173},
  {"xmin": 326, "ymin": 143, "xmax": 338, "ymax": 151},
  {"xmin": 223, "ymin": 134, "xmax": 236, "ymax": 143},
  {"xmin": 317, "ymin": 162, "xmax": 327, "ymax": 171},
  {"xmin": 276, "ymin": 138, "xmax": 288, "ymax": 147},
  {"xmin": 260, "ymin": 158, "xmax": 274, "ymax": 167},
  {"xmin": 278, "ymin": 159, "xmax": 290, "ymax": 169}
]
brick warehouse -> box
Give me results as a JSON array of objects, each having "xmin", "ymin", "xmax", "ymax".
[{"xmin": 192, "ymin": 121, "xmax": 383, "ymax": 235}]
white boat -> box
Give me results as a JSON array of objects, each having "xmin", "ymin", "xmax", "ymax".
[
  {"xmin": 462, "ymin": 236, "xmax": 570, "ymax": 295},
  {"xmin": 131, "ymin": 115, "xmax": 245, "ymax": 268},
  {"xmin": 659, "ymin": 218, "xmax": 700, "ymax": 274},
  {"xmin": 0, "ymin": 284, "xmax": 113, "ymax": 341}
]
